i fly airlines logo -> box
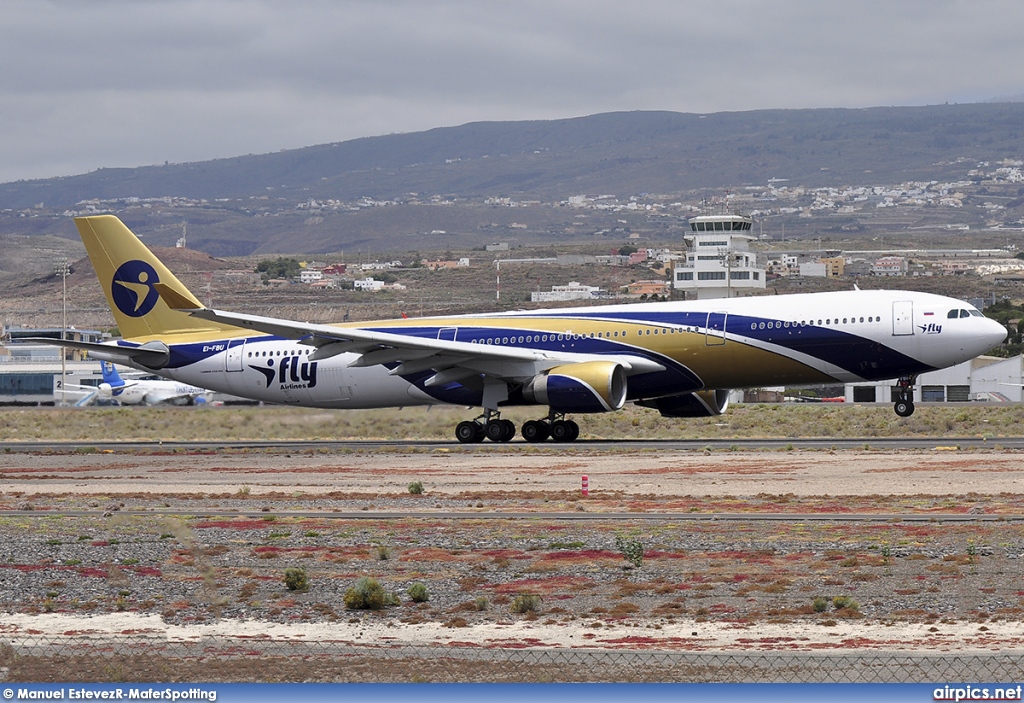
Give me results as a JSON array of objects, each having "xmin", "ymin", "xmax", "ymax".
[{"xmin": 250, "ymin": 355, "xmax": 318, "ymax": 390}]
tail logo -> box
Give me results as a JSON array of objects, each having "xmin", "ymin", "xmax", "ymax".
[{"xmin": 111, "ymin": 260, "xmax": 160, "ymax": 317}]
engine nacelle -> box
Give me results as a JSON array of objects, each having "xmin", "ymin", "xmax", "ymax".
[
  {"xmin": 523, "ymin": 361, "xmax": 627, "ymax": 413},
  {"xmin": 636, "ymin": 389, "xmax": 730, "ymax": 418}
]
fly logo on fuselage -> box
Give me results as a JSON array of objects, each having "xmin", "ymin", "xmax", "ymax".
[
  {"xmin": 111, "ymin": 260, "xmax": 160, "ymax": 317},
  {"xmin": 919, "ymin": 322, "xmax": 943, "ymax": 335},
  {"xmin": 249, "ymin": 355, "xmax": 318, "ymax": 390}
]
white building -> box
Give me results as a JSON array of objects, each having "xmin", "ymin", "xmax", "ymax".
[
  {"xmin": 845, "ymin": 355, "xmax": 1008, "ymax": 403},
  {"xmin": 531, "ymin": 281, "xmax": 604, "ymax": 303},
  {"xmin": 673, "ymin": 215, "xmax": 765, "ymax": 299},
  {"xmin": 871, "ymin": 256, "xmax": 908, "ymax": 276},
  {"xmin": 299, "ymin": 269, "xmax": 323, "ymax": 284},
  {"xmin": 354, "ymin": 277, "xmax": 385, "ymax": 291},
  {"xmin": 799, "ymin": 262, "xmax": 828, "ymax": 277}
]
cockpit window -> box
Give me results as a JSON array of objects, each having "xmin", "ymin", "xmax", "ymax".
[
  {"xmin": 969, "ymin": 309, "xmax": 984, "ymax": 317},
  {"xmin": 947, "ymin": 309, "xmax": 975, "ymax": 319}
]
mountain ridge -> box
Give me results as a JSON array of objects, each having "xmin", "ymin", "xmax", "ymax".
[{"xmin": 2, "ymin": 103, "xmax": 1023, "ymax": 256}]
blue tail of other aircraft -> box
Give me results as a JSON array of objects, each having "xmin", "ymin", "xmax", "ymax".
[{"xmin": 100, "ymin": 361, "xmax": 126, "ymax": 389}]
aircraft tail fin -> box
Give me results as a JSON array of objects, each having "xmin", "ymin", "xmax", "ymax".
[
  {"xmin": 74, "ymin": 215, "xmax": 236, "ymax": 339},
  {"xmin": 100, "ymin": 360, "xmax": 125, "ymax": 388}
]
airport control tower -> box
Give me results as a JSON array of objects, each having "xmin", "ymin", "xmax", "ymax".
[{"xmin": 672, "ymin": 213, "xmax": 766, "ymax": 299}]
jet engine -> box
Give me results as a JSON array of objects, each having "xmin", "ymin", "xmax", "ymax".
[
  {"xmin": 636, "ymin": 389, "xmax": 730, "ymax": 418},
  {"xmin": 523, "ymin": 361, "xmax": 627, "ymax": 413}
]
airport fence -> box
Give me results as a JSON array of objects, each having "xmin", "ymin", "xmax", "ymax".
[{"xmin": 1, "ymin": 636, "xmax": 1021, "ymax": 683}]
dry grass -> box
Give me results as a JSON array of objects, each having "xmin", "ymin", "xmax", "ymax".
[{"xmin": 0, "ymin": 403, "xmax": 1020, "ymax": 442}]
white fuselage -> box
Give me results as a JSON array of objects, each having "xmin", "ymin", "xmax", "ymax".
[{"xmin": 101, "ymin": 289, "xmax": 1006, "ymax": 411}]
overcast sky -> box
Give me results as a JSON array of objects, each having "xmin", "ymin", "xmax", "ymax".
[{"xmin": 1, "ymin": 0, "xmax": 1021, "ymax": 184}]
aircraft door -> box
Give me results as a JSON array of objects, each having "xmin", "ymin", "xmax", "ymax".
[
  {"xmin": 892, "ymin": 301, "xmax": 914, "ymax": 336},
  {"xmin": 225, "ymin": 339, "xmax": 246, "ymax": 371},
  {"xmin": 705, "ymin": 312, "xmax": 727, "ymax": 346}
]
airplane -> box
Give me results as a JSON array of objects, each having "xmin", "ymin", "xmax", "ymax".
[
  {"xmin": 33, "ymin": 214, "xmax": 1006, "ymax": 443},
  {"xmin": 96, "ymin": 360, "xmax": 213, "ymax": 406}
]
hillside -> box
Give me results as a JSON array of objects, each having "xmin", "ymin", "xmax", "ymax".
[{"xmin": 1, "ymin": 104, "xmax": 1023, "ymax": 258}]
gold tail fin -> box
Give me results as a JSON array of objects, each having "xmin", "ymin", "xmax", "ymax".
[{"xmin": 75, "ymin": 215, "xmax": 235, "ymax": 339}]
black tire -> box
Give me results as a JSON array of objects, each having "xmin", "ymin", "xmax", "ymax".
[
  {"xmin": 565, "ymin": 420, "xmax": 580, "ymax": 442},
  {"xmin": 550, "ymin": 420, "xmax": 575, "ymax": 443},
  {"xmin": 894, "ymin": 400, "xmax": 915, "ymax": 417},
  {"xmin": 500, "ymin": 419, "xmax": 516, "ymax": 442},
  {"xmin": 485, "ymin": 420, "xmax": 507, "ymax": 442},
  {"xmin": 456, "ymin": 421, "xmax": 483, "ymax": 443},
  {"xmin": 521, "ymin": 420, "xmax": 549, "ymax": 443}
]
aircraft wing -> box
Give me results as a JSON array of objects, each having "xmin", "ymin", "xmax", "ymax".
[
  {"xmin": 155, "ymin": 284, "xmax": 665, "ymax": 382},
  {"xmin": 22, "ymin": 338, "xmax": 171, "ymax": 367}
]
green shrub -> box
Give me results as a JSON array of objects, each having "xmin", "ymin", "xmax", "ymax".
[
  {"xmin": 407, "ymin": 481, "xmax": 424, "ymax": 495},
  {"xmin": 615, "ymin": 534, "xmax": 644, "ymax": 568},
  {"xmin": 407, "ymin": 583, "xmax": 429, "ymax": 603},
  {"xmin": 510, "ymin": 594, "xmax": 541, "ymax": 614},
  {"xmin": 832, "ymin": 595, "xmax": 859, "ymax": 611},
  {"xmin": 283, "ymin": 567, "xmax": 309, "ymax": 592},
  {"xmin": 812, "ymin": 596, "xmax": 829, "ymax": 613},
  {"xmin": 344, "ymin": 577, "xmax": 399, "ymax": 610}
]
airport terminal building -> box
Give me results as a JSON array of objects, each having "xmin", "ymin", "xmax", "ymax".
[{"xmin": 1, "ymin": 325, "xmax": 110, "ymax": 404}]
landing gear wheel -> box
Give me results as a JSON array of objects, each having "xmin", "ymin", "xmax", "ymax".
[
  {"xmin": 894, "ymin": 400, "xmax": 915, "ymax": 417},
  {"xmin": 486, "ymin": 419, "xmax": 516, "ymax": 442},
  {"xmin": 455, "ymin": 420, "xmax": 485, "ymax": 444},
  {"xmin": 521, "ymin": 420, "xmax": 550, "ymax": 443},
  {"xmin": 550, "ymin": 419, "xmax": 580, "ymax": 443}
]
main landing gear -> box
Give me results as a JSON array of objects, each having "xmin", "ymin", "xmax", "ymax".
[
  {"xmin": 893, "ymin": 375, "xmax": 916, "ymax": 417},
  {"xmin": 454, "ymin": 410, "xmax": 580, "ymax": 444}
]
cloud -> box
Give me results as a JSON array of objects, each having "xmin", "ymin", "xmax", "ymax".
[{"xmin": 1, "ymin": 0, "xmax": 1022, "ymax": 183}]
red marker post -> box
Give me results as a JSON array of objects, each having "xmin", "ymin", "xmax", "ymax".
[{"xmin": 582, "ymin": 475, "xmax": 589, "ymax": 497}]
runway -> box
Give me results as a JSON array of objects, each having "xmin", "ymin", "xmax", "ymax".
[{"xmin": 1, "ymin": 435, "xmax": 1022, "ymax": 452}]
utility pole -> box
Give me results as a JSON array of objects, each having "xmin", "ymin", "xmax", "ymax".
[{"xmin": 53, "ymin": 257, "xmax": 69, "ymax": 406}]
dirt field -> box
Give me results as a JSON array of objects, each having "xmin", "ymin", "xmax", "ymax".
[{"xmin": 1, "ymin": 443, "xmax": 1024, "ymax": 664}]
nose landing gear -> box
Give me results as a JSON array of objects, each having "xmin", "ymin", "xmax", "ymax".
[{"xmin": 893, "ymin": 375, "xmax": 916, "ymax": 417}]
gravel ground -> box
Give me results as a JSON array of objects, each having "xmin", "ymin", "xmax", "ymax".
[{"xmin": 1, "ymin": 446, "xmax": 1023, "ymax": 654}]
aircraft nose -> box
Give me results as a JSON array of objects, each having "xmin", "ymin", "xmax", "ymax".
[{"xmin": 981, "ymin": 318, "xmax": 1008, "ymax": 351}]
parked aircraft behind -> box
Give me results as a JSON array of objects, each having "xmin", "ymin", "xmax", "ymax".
[
  {"xmin": 97, "ymin": 360, "xmax": 212, "ymax": 405},
  {"xmin": 36, "ymin": 215, "xmax": 1006, "ymax": 442}
]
